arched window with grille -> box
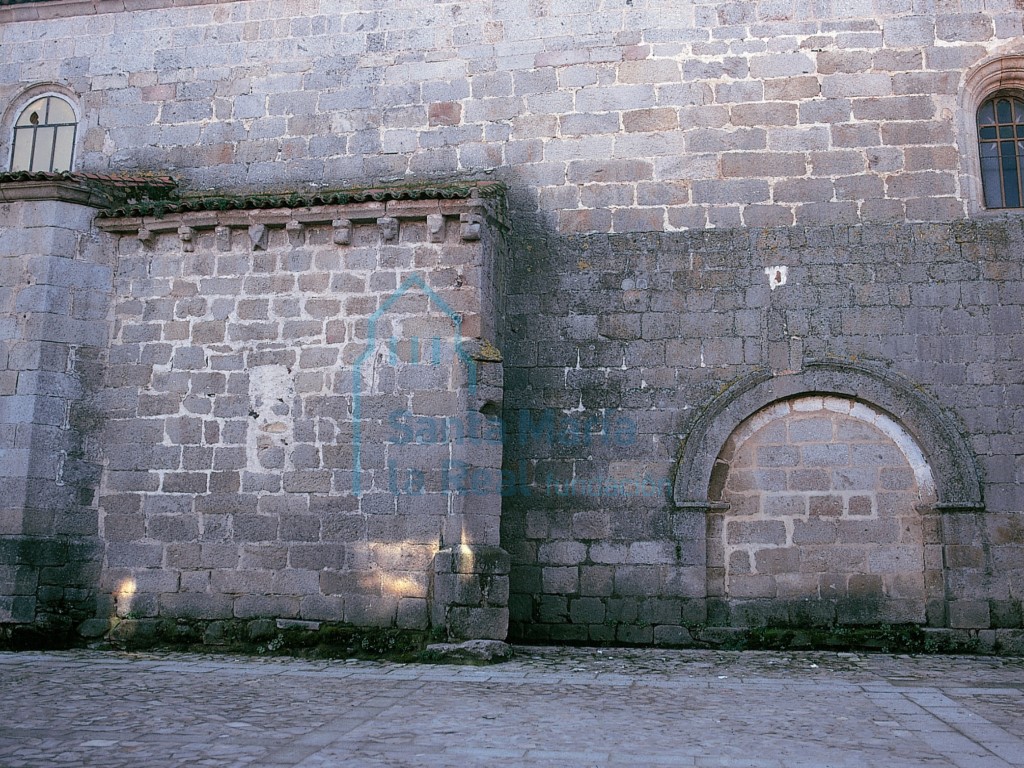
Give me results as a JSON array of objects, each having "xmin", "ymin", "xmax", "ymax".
[
  {"xmin": 9, "ymin": 94, "xmax": 78, "ymax": 173},
  {"xmin": 977, "ymin": 93, "xmax": 1024, "ymax": 209}
]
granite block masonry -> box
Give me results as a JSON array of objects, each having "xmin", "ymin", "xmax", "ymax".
[
  {"xmin": 1, "ymin": 175, "xmax": 511, "ymax": 645},
  {"xmin": 1, "ymin": 0, "xmax": 1023, "ymax": 650},
  {"xmin": 0, "ymin": 176, "xmax": 117, "ymax": 642}
]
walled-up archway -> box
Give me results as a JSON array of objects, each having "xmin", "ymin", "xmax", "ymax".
[
  {"xmin": 673, "ymin": 360, "xmax": 986, "ymax": 629},
  {"xmin": 708, "ymin": 396, "xmax": 938, "ymax": 627}
]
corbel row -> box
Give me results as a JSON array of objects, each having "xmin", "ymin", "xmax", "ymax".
[{"xmin": 121, "ymin": 202, "xmax": 484, "ymax": 253}]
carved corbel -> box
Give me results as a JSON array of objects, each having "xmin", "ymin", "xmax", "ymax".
[
  {"xmin": 332, "ymin": 218, "xmax": 353, "ymax": 245},
  {"xmin": 378, "ymin": 216, "xmax": 398, "ymax": 242},
  {"xmin": 248, "ymin": 223, "xmax": 268, "ymax": 251},
  {"xmin": 460, "ymin": 212, "xmax": 482, "ymax": 241},
  {"xmin": 427, "ymin": 213, "xmax": 445, "ymax": 243},
  {"xmin": 177, "ymin": 225, "xmax": 194, "ymax": 252},
  {"xmin": 286, "ymin": 219, "xmax": 304, "ymax": 246},
  {"xmin": 215, "ymin": 225, "xmax": 232, "ymax": 252}
]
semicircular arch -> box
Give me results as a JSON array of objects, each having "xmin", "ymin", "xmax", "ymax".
[{"xmin": 673, "ymin": 360, "xmax": 983, "ymax": 511}]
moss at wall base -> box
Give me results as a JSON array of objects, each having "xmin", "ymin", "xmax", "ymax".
[
  {"xmin": 2, "ymin": 617, "xmax": 433, "ymax": 661},
  {"xmin": 4, "ymin": 618, "xmax": 1022, "ymax": 656}
]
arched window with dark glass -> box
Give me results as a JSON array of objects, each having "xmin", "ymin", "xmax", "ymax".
[
  {"xmin": 9, "ymin": 95, "xmax": 78, "ymax": 173},
  {"xmin": 977, "ymin": 94, "xmax": 1024, "ymax": 209}
]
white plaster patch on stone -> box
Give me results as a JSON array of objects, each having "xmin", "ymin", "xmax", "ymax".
[
  {"xmin": 822, "ymin": 396, "xmax": 852, "ymax": 414},
  {"xmin": 728, "ymin": 399, "xmax": 793, "ymax": 449},
  {"xmin": 360, "ymin": 339, "xmax": 396, "ymax": 396},
  {"xmin": 563, "ymin": 393, "xmax": 585, "ymax": 414},
  {"xmin": 848, "ymin": 401, "xmax": 878, "ymax": 425},
  {"xmin": 247, "ymin": 364, "xmax": 295, "ymax": 472},
  {"xmin": 765, "ymin": 265, "xmax": 788, "ymax": 290},
  {"xmin": 871, "ymin": 410, "xmax": 936, "ymax": 499},
  {"xmin": 791, "ymin": 396, "xmax": 824, "ymax": 412}
]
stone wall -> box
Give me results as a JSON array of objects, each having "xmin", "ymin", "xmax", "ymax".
[
  {"xmin": 502, "ymin": 219, "xmax": 1024, "ymax": 646},
  {"xmin": 89, "ymin": 191, "xmax": 508, "ymax": 641},
  {"xmin": 1, "ymin": 0, "xmax": 1023, "ymax": 649},
  {"xmin": 0, "ymin": 181, "xmax": 110, "ymax": 643},
  {"xmin": 0, "ymin": 178, "xmax": 512, "ymax": 645},
  {"xmin": 1, "ymin": 0, "xmax": 1022, "ymax": 228}
]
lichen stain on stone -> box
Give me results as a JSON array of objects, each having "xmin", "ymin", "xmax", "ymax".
[{"xmin": 994, "ymin": 518, "xmax": 1024, "ymax": 545}]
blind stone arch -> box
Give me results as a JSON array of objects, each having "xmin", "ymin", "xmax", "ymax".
[
  {"xmin": 673, "ymin": 360, "xmax": 983, "ymax": 513},
  {"xmin": 708, "ymin": 395, "xmax": 940, "ymax": 627}
]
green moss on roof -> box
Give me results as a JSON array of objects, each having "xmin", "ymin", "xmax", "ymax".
[
  {"xmin": 1, "ymin": 172, "xmax": 503, "ymax": 217},
  {"xmin": 0, "ymin": 171, "xmax": 178, "ymax": 205},
  {"xmin": 101, "ymin": 181, "xmax": 505, "ymax": 218}
]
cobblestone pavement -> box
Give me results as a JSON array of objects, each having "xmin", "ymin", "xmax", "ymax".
[{"xmin": 1, "ymin": 647, "xmax": 1023, "ymax": 767}]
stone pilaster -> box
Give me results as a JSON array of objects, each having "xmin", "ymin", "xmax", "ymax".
[{"xmin": 0, "ymin": 178, "xmax": 113, "ymax": 644}]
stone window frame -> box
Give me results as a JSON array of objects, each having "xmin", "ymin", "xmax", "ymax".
[
  {"xmin": 3, "ymin": 84, "xmax": 82, "ymax": 174},
  {"xmin": 959, "ymin": 52, "xmax": 1024, "ymax": 215},
  {"xmin": 976, "ymin": 92, "xmax": 1024, "ymax": 209}
]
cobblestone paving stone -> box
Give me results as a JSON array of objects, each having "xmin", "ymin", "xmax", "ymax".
[{"xmin": 0, "ymin": 647, "xmax": 1022, "ymax": 767}]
